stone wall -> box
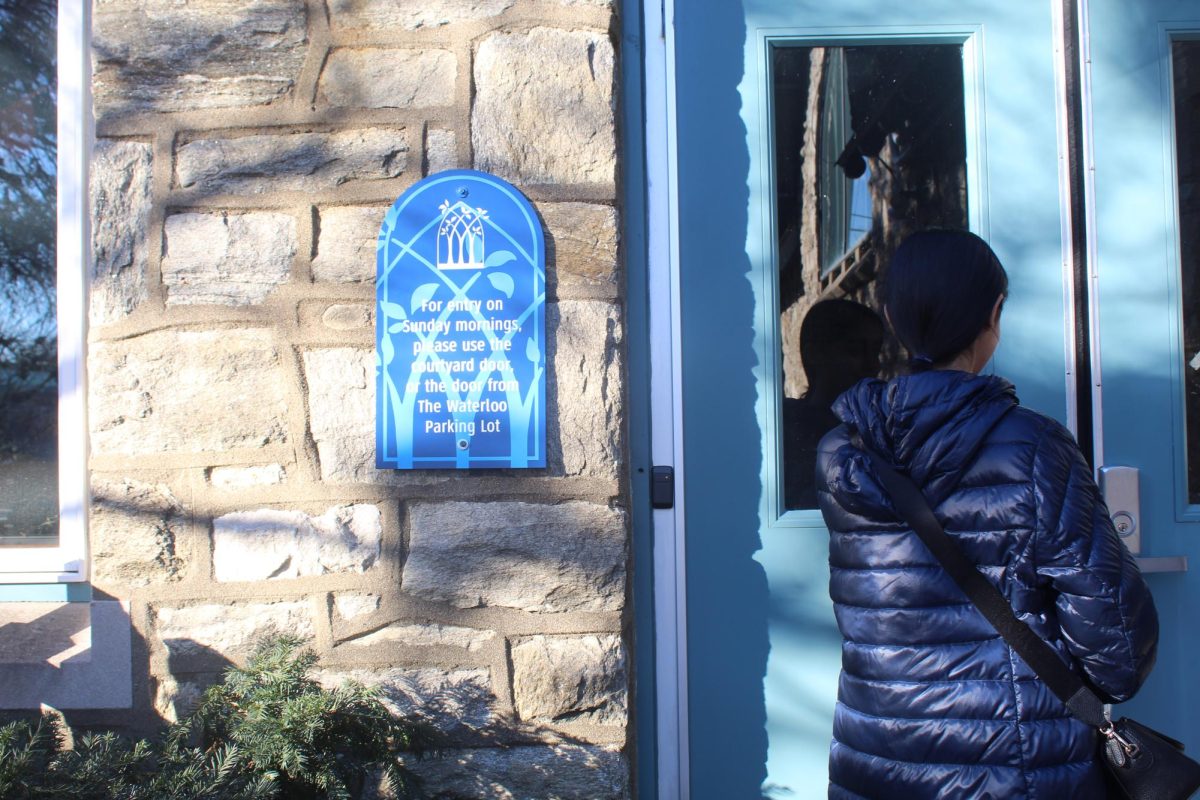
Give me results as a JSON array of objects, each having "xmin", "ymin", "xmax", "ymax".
[{"xmin": 87, "ymin": 1, "xmax": 627, "ymax": 797}]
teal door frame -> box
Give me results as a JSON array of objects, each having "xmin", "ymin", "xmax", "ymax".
[
  {"xmin": 618, "ymin": 1, "xmax": 668, "ymax": 798},
  {"xmin": 619, "ymin": 0, "xmax": 692, "ymax": 797},
  {"xmin": 638, "ymin": 0, "xmax": 690, "ymax": 797},
  {"xmin": 753, "ymin": 24, "xmax": 993, "ymax": 533}
]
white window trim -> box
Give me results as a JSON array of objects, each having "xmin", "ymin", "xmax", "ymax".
[{"xmin": 1, "ymin": 0, "xmax": 89, "ymax": 583}]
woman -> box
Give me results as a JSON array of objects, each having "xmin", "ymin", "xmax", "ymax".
[{"xmin": 815, "ymin": 229, "xmax": 1159, "ymax": 799}]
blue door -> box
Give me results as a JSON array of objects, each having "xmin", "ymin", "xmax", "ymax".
[
  {"xmin": 1084, "ymin": 0, "xmax": 1200, "ymax": 751},
  {"xmin": 671, "ymin": 0, "xmax": 1199, "ymax": 797}
]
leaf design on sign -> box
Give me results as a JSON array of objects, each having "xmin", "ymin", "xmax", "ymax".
[
  {"xmin": 526, "ymin": 337, "xmax": 540, "ymax": 364},
  {"xmin": 388, "ymin": 322, "xmax": 406, "ymax": 334},
  {"xmin": 382, "ymin": 334, "xmax": 395, "ymax": 366},
  {"xmin": 380, "ymin": 301, "xmax": 406, "ymax": 321},
  {"xmin": 487, "ymin": 271, "xmax": 515, "ymax": 298},
  {"xmin": 410, "ymin": 283, "xmax": 440, "ymax": 314},
  {"xmin": 484, "ymin": 250, "xmax": 516, "ymax": 268}
]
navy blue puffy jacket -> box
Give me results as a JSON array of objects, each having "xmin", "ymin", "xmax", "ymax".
[{"xmin": 816, "ymin": 370, "xmax": 1158, "ymax": 799}]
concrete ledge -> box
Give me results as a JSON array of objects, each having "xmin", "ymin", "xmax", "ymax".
[{"xmin": 0, "ymin": 601, "xmax": 133, "ymax": 709}]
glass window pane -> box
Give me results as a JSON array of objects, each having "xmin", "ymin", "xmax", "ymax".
[
  {"xmin": 773, "ymin": 43, "xmax": 968, "ymax": 510},
  {"xmin": 0, "ymin": 0, "xmax": 58, "ymax": 545},
  {"xmin": 1174, "ymin": 40, "xmax": 1200, "ymax": 505}
]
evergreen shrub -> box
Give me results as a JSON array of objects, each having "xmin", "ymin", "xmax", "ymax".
[{"xmin": 0, "ymin": 635, "xmax": 438, "ymax": 799}]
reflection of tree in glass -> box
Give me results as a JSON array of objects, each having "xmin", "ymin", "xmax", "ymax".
[{"xmin": 0, "ymin": 0, "xmax": 57, "ymax": 541}]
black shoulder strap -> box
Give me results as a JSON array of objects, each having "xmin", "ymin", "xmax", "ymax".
[{"xmin": 851, "ymin": 434, "xmax": 1107, "ymax": 728}]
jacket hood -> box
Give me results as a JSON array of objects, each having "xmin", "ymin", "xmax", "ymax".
[{"xmin": 830, "ymin": 370, "xmax": 1018, "ymax": 505}]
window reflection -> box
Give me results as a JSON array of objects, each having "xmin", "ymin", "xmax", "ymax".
[
  {"xmin": 782, "ymin": 300, "xmax": 883, "ymax": 508},
  {"xmin": 818, "ymin": 48, "xmax": 874, "ymax": 274},
  {"xmin": 773, "ymin": 43, "xmax": 968, "ymax": 509},
  {"xmin": 1174, "ymin": 40, "xmax": 1200, "ymax": 504},
  {"xmin": 0, "ymin": 0, "xmax": 58, "ymax": 544}
]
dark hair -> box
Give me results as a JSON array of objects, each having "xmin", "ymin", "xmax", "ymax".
[{"xmin": 884, "ymin": 229, "xmax": 1008, "ymax": 372}]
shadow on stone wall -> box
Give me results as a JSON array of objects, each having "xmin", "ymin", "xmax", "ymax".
[
  {"xmin": 399, "ymin": 733, "xmax": 629, "ymax": 800},
  {"xmin": 91, "ymin": 0, "xmax": 309, "ymax": 123},
  {"xmin": 79, "ymin": 480, "xmax": 632, "ymax": 798}
]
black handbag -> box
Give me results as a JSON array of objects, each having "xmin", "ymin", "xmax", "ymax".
[{"xmin": 852, "ymin": 435, "xmax": 1200, "ymax": 800}]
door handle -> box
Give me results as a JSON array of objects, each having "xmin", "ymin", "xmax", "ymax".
[
  {"xmin": 1098, "ymin": 466, "xmax": 1189, "ymax": 573},
  {"xmin": 1134, "ymin": 556, "xmax": 1188, "ymax": 573}
]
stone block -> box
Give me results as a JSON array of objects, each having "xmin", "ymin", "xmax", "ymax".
[
  {"xmin": 209, "ymin": 464, "xmax": 285, "ymax": 490},
  {"xmin": 344, "ymin": 622, "xmax": 495, "ymax": 652},
  {"xmin": 314, "ymin": 433, "xmax": 377, "ymax": 484},
  {"xmin": 162, "ymin": 212, "xmax": 296, "ymax": 305},
  {"xmin": 321, "ymin": 303, "xmax": 374, "ymax": 331},
  {"xmin": 404, "ymin": 501, "xmax": 625, "ymax": 613},
  {"xmin": 473, "ymin": 28, "xmax": 615, "ymax": 186},
  {"xmin": 313, "ymin": 206, "xmax": 386, "ymax": 282},
  {"xmin": 333, "ymin": 593, "xmax": 380, "ymax": 621},
  {"xmin": 327, "ymin": 0, "xmax": 514, "ymax": 31},
  {"xmin": 511, "ymin": 634, "xmax": 626, "ymax": 726},
  {"xmin": 548, "ymin": 301, "xmax": 622, "ymax": 479},
  {"xmin": 90, "ymin": 478, "xmax": 186, "ymax": 589},
  {"xmin": 90, "ymin": 329, "xmax": 289, "ymax": 456},
  {"xmin": 317, "ymin": 667, "xmax": 496, "ymax": 741},
  {"xmin": 538, "ymin": 202, "xmax": 618, "ymax": 289},
  {"xmin": 426, "ymin": 129, "xmax": 458, "ymax": 173},
  {"xmin": 212, "ymin": 504, "xmax": 381, "ymax": 582},
  {"xmin": 302, "ymin": 348, "xmax": 375, "ymax": 482},
  {"xmin": 404, "ymin": 745, "xmax": 628, "ymax": 800},
  {"xmin": 175, "ymin": 128, "xmax": 408, "ymax": 196},
  {"xmin": 154, "ymin": 675, "xmax": 203, "ymax": 723},
  {"xmin": 155, "ymin": 600, "xmax": 315, "ymax": 661},
  {"xmin": 319, "ymin": 48, "xmax": 456, "ymax": 109},
  {"xmin": 90, "ymin": 139, "xmax": 152, "ymax": 325},
  {"xmin": 93, "ymin": 0, "xmax": 306, "ymax": 119}
]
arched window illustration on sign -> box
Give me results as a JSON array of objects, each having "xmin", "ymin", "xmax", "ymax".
[{"xmin": 437, "ymin": 200, "xmax": 487, "ymax": 270}]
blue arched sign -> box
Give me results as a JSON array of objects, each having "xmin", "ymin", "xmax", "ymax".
[{"xmin": 376, "ymin": 170, "xmax": 546, "ymax": 469}]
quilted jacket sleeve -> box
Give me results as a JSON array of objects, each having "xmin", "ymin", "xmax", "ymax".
[{"xmin": 1032, "ymin": 420, "xmax": 1159, "ymax": 702}]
